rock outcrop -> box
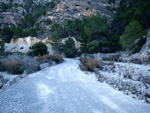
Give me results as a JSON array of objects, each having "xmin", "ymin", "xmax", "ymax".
[
  {"xmin": 0, "ymin": 0, "xmax": 52, "ymax": 5},
  {"xmin": 5, "ymin": 37, "xmax": 53, "ymax": 54},
  {"xmin": 40, "ymin": 0, "xmax": 117, "ymax": 26},
  {"xmin": 0, "ymin": 12, "xmax": 23, "ymax": 28},
  {"xmin": 62, "ymin": 37, "xmax": 81, "ymax": 49}
]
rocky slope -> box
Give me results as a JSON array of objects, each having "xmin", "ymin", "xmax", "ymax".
[
  {"xmin": 0, "ymin": 0, "xmax": 120, "ymax": 53},
  {"xmin": 38, "ymin": 0, "xmax": 120, "ymax": 27},
  {"xmin": 4, "ymin": 36, "xmax": 81, "ymax": 54},
  {"xmin": 0, "ymin": 0, "xmax": 52, "ymax": 5},
  {"xmin": 0, "ymin": 0, "xmax": 119, "ymax": 28},
  {"xmin": 4, "ymin": 36, "xmax": 53, "ymax": 54}
]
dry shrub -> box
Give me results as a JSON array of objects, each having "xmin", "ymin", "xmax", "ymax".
[
  {"xmin": 1, "ymin": 54, "xmax": 39, "ymax": 74},
  {"xmin": 105, "ymin": 61, "xmax": 114, "ymax": 66},
  {"xmin": 36, "ymin": 54, "xmax": 63, "ymax": 63},
  {"xmin": 111, "ymin": 54, "xmax": 121, "ymax": 61},
  {"xmin": 7, "ymin": 61, "xmax": 19, "ymax": 72},
  {"xmin": 36, "ymin": 55, "xmax": 50, "ymax": 63},
  {"xmin": 87, "ymin": 59, "xmax": 104, "ymax": 71},
  {"xmin": 79, "ymin": 64, "xmax": 86, "ymax": 71},
  {"xmin": 48, "ymin": 54, "xmax": 63, "ymax": 63},
  {"xmin": 130, "ymin": 58, "xmax": 142, "ymax": 64},
  {"xmin": 80, "ymin": 57, "xmax": 88, "ymax": 65},
  {"xmin": 97, "ymin": 60, "xmax": 104, "ymax": 70},
  {"xmin": 80, "ymin": 57, "xmax": 104, "ymax": 72},
  {"xmin": 102, "ymin": 54, "xmax": 120, "ymax": 62}
]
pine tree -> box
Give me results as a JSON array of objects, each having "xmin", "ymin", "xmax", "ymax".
[
  {"xmin": 63, "ymin": 38, "xmax": 77, "ymax": 58},
  {"xmin": 121, "ymin": 20, "xmax": 147, "ymax": 51}
]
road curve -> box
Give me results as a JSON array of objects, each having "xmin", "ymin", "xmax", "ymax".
[{"xmin": 0, "ymin": 58, "xmax": 149, "ymax": 113}]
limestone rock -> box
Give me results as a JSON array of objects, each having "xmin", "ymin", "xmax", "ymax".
[
  {"xmin": 5, "ymin": 37, "xmax": 53, "ymax": 54},
  {"xmin": 0, "ymin": 12, "xmax": 23, "ymax": 28},
  {"xmin": 62, "ymin": 37, "xmax": 80, "ymax": 49}
]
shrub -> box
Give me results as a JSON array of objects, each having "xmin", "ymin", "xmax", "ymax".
[
  {"xmin": 86, "ymin": 59, "xmax": 104, "ymax": 71},
  {"xmin": 63, "ymin": 38, "xmax": 77, "ymax": 58},
  {"xmin": 37, "ymin": 64, "xmax": 41, "ymax": 70},
  {"xmin": 79, "ymin": 64, "xmax": 87, "ymax": 71},
  {"xmin": 0, "ymin": 61, "xmax": 5, "ymax": 71},
  {"xmin": 49, "ymin": 1, "xmax": 55, "ymax": 9},
  {"xmin": 0, "ymin": 54, "xmax": 39, "ymax": 74},
  {"xmin": 51, "ymin": 31, "xmax": 62, "ymax": 52},
  {"xmin": 13, "ymin": 66, "xmax": 24, "ymax": 74},
  {"xmin": 80, "ymin": 57, "xmax": 104, "ymax": 72},
  {"xmin": 102, "ymin": 54, "xmax": 121, "ymax": 61},
  {"xmin": 36, "ymin": 55, "xmax": 52, "ymax": 63},
  {"xmin": 45, "ymin": 19, "xmax": 51, "ymax": 25},
  {"xmin": 0, "ymin": 42, "xmax": 5, "ymax": 54},
  {"xmin": 30, "ymin": 42, "xmax": 48, "ymax": 56},
  {"xmin": 1, "ymin": 27, "xmax": 14, "ymax": 43},
  {"xmin": 2, "ymin": 2, "xmax": 8, "ymax": 11},
  {"xmin": 13, "ymin": 27, "xmax": 24, "ymax": 39},
  {"xmin": 130, "ymin": 58, "xmax": 142, "ymax": 64},
  {"xmin": 7, "ymin": 61, "xmax": 19, "ymax": 73},
  {"xmin": 121, "ymin": 20, "xmax": 147, "ymax": 51},
  {"xmin": 80, "ymin": 57, "xmax": 88, "ymax": 66},
  {"xmin": 36, "ymin": 54, "xmax": 63, "ymax": 64},
  {"xmin": 28, "ymin": 28, "xmax": 37, "ymax": 37},
  {"xmin": 42, "ymin": 10, "xmax": 46, "ymax": 16},
  {"xmin": 48, "ymin": 54, "xmax": 63, "ymax": 63}
]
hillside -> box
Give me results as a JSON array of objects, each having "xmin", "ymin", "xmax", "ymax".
[
  {"xmin": 0, "ymin": 0, "xmax": 117, "ymax": 39},
  {"xmin": 0, "ymin": 0, "xmax": 150, "ymax": 111}
]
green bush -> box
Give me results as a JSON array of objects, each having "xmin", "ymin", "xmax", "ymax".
[
  {"xmin": 35, "ymin": 23, "xmax": 40, "ymax": 30},
  {"xmin": 63, "ymin": 38, "xmax": 77, "ymax": 58},
  {"xmin": 30, "ymin": 42, "xmax": 48, "ymax": 56},
  {"xmin": 45, "ymin": 19, "xmax": 51, "ymax": 25},
  {"xmin": 2, "ymin": 2, "xmax": 8, "ymax": 11},
  {"xmin": 108, "ymin": 0, "xmax": 116, "ymax": 4},
  {"xmin": 51, "ymin": 31, "xmax": 62, "ymax": 52},
  {"xmin": 0, "ymin": 42, "xmax": 5, "ymax": 54},
  {"xmin": 0, "ymin": 61, "xmax": 5, "ymax": 72},
  {"xmin": 78, "ymin": 14, "xmax": 116, "ymax": 53},
  {"xmin": 13, "ymin": 27, "xmax": 24, "ymax": 38},
  {"xmin": 51, "ymin": 23, "xmax": 60, "ymax": 32},
  {"xmin": 42, "ymin": 10, "xmax": 46, "ymax": 16},
  {"xmin": 111, "ymin": 0, "xmax": 150, "ymax": 36},
  {"xmin": 49, "ymin": 1, "xmax": 55, "ymax": 9},
  {"xmin": 28, "ymin": 28, "xmax": 37, "ymax": 37},
  {"xmin": 13, "ymin": 66, "xmax": 24, "ymax": 74},
  {"xmin": 1, "ymin": 28, "xmax": 14, "ymax": 43},
  {"xmin": 121, "ymin": 20, "xmax": 147, "ymax": 51},
  {"xmin": 37, "ymin": 64, "xmax": 41, "ymax": 70}
]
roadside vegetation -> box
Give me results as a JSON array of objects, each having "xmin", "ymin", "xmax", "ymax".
[{"xmin": 0, "ymin": 42, "xmax": 63, "ymax": 75}]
